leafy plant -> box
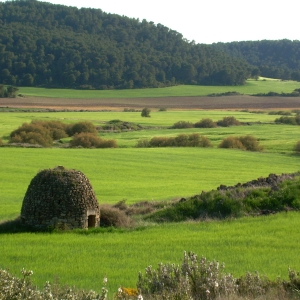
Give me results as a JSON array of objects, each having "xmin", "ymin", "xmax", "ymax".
[{"xmin": 194, "ymin": 118, "xmax": 217, "ymax": 128}]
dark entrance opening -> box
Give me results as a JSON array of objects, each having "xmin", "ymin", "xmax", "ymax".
[{"xmin": 88, "ymin": 215, "xmax": 96, "ymax": 228}]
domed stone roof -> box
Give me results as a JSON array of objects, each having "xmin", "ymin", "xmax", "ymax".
[{"xmin": 21, "ymin": 166, "xmax": 100, "ymax": 230}]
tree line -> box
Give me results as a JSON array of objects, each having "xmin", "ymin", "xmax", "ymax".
[{"xmin": 0, "ymin": 0, "xmax": 251, "ymax": 89}]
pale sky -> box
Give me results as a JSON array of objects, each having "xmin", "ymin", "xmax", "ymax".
[{"xmin": 1, "ymin": 0, "xmax": 300, "ymax": 44}]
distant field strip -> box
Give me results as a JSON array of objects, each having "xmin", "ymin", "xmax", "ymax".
[
  {"xmin": 15, "ymin": 79, "xmax": 300, "ymax": 98},
  {"xmin": 0, "ymin": 212, "xmax": 300, "ymax": 295}
]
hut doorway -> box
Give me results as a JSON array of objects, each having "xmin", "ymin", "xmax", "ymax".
[{"xmin": 88, "ymin": 215, "xmax": 96, "ymax": 228}]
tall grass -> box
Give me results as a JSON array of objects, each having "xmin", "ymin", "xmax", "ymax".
[
  {"xmin": 16, "ymin": 78, "xmax": 300, "ymax": 98},
  {"xmin": 0, "ymin": 212, "xmax": 300, "ymax": 296}
]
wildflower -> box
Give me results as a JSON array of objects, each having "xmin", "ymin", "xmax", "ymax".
[
  {"xmin": 103, "ymin": 277, "xmax": 108, "ymax": 284},
  {"xmin": 137, "ymin": 295, "xmax": 143, "ymax": 300},
  {"xmin": 215, "ymin": 281, "xmax": 219, "ymax": 288}
]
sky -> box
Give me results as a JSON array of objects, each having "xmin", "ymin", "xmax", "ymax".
[{"xmin": 1, "ymin": 0, "xmax": 300, "ymax": 44}]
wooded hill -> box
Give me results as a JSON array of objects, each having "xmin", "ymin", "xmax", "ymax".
[
  {"xmin": 212, "ymin": 40, "xmax": 300, "ymax": 81},
  {"xmin": 0, "ymin": 0, "xmax": 299, "ymax": 90}
]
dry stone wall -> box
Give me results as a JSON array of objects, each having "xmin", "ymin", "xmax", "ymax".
[{"xmin": 21, "ymin": 166, "xmax": 100, "ymax": 230}]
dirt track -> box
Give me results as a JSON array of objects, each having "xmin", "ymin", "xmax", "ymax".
[{"xmin": 1, "ymin": 95, "xmax": 300, "ymax": 110}]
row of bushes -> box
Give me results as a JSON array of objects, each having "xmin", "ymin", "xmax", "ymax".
[
  {"xmin": 136, "ymin": 133, "xmax": 212, "ymax": 148},
  {"xmin": 8, "ymin": 120, "xmax": 117, "ymax": 148},
  {"xmin": 171, "ymin": 116, "xmax": 241, "ymax": 129},
  {"xmin": 136, "ymin": 134, "xmax": 263, "ymax": 151},
  {"xmin": 1, "ymin": 253, "xmax": 300, "ymax": 300}
]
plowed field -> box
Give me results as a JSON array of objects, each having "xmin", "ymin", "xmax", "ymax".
[{"xmin": 1, "ymin": 95, "xmax": 300, "ymax": 110}]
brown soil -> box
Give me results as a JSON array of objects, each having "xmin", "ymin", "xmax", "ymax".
[{"xmin": 1, "ymin": 95, "xmax": 300, "ymax": 110}]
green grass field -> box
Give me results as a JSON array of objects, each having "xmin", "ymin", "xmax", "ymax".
[
  {"xmin": 1, "ymin": 90, "xmax": 300, "ymax": 298},
  {"xmin": 16, "ymin": 78, "xmax": 300, "ymax": 98},
  {"xmin": 1, "ymin": 212, "xmax": 300, "ymax": 296}
]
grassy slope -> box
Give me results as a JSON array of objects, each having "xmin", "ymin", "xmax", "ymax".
[
  {"xmin": 1, "ymin": 212, "xmax": 300, "ymax": 295},
  {"xmin": 17, "ymin": 78, "xmax": 300, "ymax": 98}
]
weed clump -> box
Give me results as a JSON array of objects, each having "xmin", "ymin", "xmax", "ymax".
[{"xmin": 99, "ymin": 204, "xmax": 133, "ymax": 228}]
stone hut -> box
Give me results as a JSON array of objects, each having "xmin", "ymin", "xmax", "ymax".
[{"xmin": 21, "ymin": 166, "xmax": 100, "ymax": 230}]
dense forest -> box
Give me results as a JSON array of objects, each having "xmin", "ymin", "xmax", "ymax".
[
  {"xmin": 0, "ymin": 0, "xmax": 251, "ymax": 89},
  {"xmin": 0, "ymin": 1, "xmax": 299, "ymax": 90},
  {"xmin": 212, "ymin": 40, "xmax": 300, "ymax": 81}
]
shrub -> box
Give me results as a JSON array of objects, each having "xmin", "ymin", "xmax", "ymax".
[
  {"xmin": 70, "ymin": 132, "xmax": 117, "ymax": 148},
  {"xmin": 10, "ymin": 123, "xmax": 53, "ymax": 147},
  {"xmin": 0, "ymin": 138, "xmax": 3, "ymax": 146},
  {"xmin": 135, "ymin": 139, "xmax": 150, "ymax": 148},
  {"xmin": 219, "ymin": 136, "xmax": 246, "ymax": 150},
  {"xmin": 238, "ymin": 135, "xmax": 263, "ymax": 151},
  {"xmin": 219, "ymin": 135, "xmax": 263, "ymax": 151},
  {"xmin": 294, "ymin": 141, "xmax": 300, "ymax": 153},
  {"xmin": 275, "ymin": 116, "xmax": 298, "ymax": 125},
  {"xmin": 31, "ymin": 120, "xmax": 68, "ymax": 139},
  {"xmin": 171, "ymin": 120, "xmax": 194, "ymax": 129},
  {"xmin": 149, "ymin": 136, "xmax": 172, "ymax": 147},
  {"xmin": 194, "ymin": 118, "xmax": 217, "ymax": 128},
  {"xmin": 217, "ymin": 116, "xmax": 241, "ymax": 127},
  {"xmin": 141, "ymin": 107, "xmax": 151, "ymax": 117},
  {"xmin": 99, "ymin": 204, "xmax": 133, "ymax": 228},
  {"xmin": 67, "ymin": 121, "xmax": 98, "ymax": 136}
]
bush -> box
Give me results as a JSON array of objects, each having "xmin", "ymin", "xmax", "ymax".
[
  {"xmin": 219, "ymin": 135, "xmax": 263, "ymax": 151},
  {"xmin": 294, "ymin": 141, "xmax": 300, "ymax": 153},
  {"xmin": 99, "ymin": 204, "xmax": 133, "ymax": 228},
  {"xmin": 31, "ymin": 120, "xmax": 68, "ymax": 139},
  {"xmin": 9, "ymin": 123, "xmax": 53, "ymax": 147},
  {"xmin": 194, "ymin": 118, "xmax": 217, "ymax": 128},
  {"xmin": 0, "ymin": 138, "xmax": 3, "ymax": 146},
  {"xmin": 171, "ymin": 120, "xmax": 194, "ymax": 129},
  {"xmin": 149, "ymin": 136, "xmax": 172, "ymax": 147},
  {"xmin": 135, "ymin": 139, "xmax": 150, "ymax": 148},
  {"xmin": 275, "ymin": 116, "xmax": 298, "ymax": 125},
  {"xmin": 141, "ymin": 107, "xmax": 151, "ymax": 117},
  {"xmin": 70, "ymin": 132, "xmax": 117, "ymax": 148},
  {"xmin": 217, "ymin": 116, "xmax": 241, "ymax": 127},
  {"xmin": 67, "ymin": 121, "xmax": 98, "ymax": 136},
  {"xmin": 218, "ymin": 136, "xmax": 246, "ymax": 150},
  {"xmin": 238, "ymin": 135, "xmax": 264, "ymax": 151}
]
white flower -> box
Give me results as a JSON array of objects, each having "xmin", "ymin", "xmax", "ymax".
[{"xmin": 137, "ymin": 295, "xmax": 143, "ymax": 300}]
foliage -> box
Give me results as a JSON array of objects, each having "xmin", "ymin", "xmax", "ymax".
[
  {"xmin": 101, "ymin": 120, "xmax": 143, "ymax": 131},
  {"xmin": 213, "ymin": 40, "xmax": 300, "ymax": 81},
  {"xmin": 141, "ymin": 108, "xmax": 151, "ymax": 118},
  {"xmin": 9, "ymin": 122, "xmax": 54, "ymax": 147},
  {"xmin": 194, "ymin": 118, "xmax": 217, "ymax": 128},
  {"xmin": 0, "ymin": 137, "xmax": 3, "ymax": 146},
  {"xmin": 0, "ymin": 1, "xmax": 250, "ymax": 89},
  {"xmin": 0, "ymin": 84, "xmax": 18, "ymax": 97},
  {"xmin": 294, "ymin": 141, "xmax": 300, "ymax": 153},
  {"xmin": 67, "ymin": 121, "xmax": 98, "ymax": 136},
  {"xmin": 171, "ymin": 120, "xmax": 194, "ymax": 129},
  {"xmin": 70, "ymin": 132, "xmax": 117, "ymax": 148},
  {"xmin": 147, "ymin": 174, "xmax": 300, "ymax": 222},
  {"xmin": 275, "ymin": 115, "xmax": 300, "ymax": 125},
  {"xmin": 217, "ymin": 116, "xmax": 241, "ymax": 127},
  {"xmin": 0, "ymin": 268, "xmax": 108, "ymax": 300},
  {"xmin": 99, "ymin": 204, "xmax": 133, "ymax": 228},
  {"xmin": 136, "ymin": 133, "xmax": 212, "ymax": 148},
  {"xmin": 219, "ymin": 135, "xmax": 263, "ymax": 151}
]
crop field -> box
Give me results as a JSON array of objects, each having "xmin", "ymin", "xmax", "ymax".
[
  {"xmin": 0, "ymin": 80, "xmax": 300, "ymax": 297},
  {"xmin": 14, "ymin": 78, "xmax": 300, "ymax": 98}
]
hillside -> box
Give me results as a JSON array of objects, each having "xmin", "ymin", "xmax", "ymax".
[
  {"xmin": 0, "ymin": 0, "xmax": 250, "ymax": 89},
  {"xmin": 212, "ymin": 40, "xmax": 300, "ymax": 80}
]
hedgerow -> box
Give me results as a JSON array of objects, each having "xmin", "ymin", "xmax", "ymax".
[
  {"xmin": 136, "ymin": 133, "xmax": 212, "ymax": 148},
  {"xmin": 70, "ymin": 132, "xmax": 118, "ymax": 148}
]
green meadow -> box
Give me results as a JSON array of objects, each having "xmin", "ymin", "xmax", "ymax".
[
  {"xmin": 1, "ymin": 213, "xmax": 300, "ymax": 295},
  {"xmin": 1, "ymin": 82, "xmax": 300, "ymax": 297},
  {"xmin": 17, "ymin": 77, "xmax": 300, "ymax": 98}
]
